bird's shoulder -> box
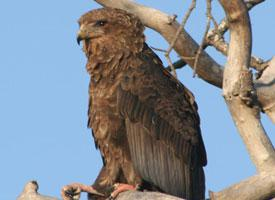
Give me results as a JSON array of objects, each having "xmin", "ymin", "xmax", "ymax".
[{"xmin": 120, "ymin": 43, "xmax": 201, "ymax": 144}]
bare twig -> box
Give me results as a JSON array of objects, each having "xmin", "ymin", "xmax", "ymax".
[
  {"xmin": 193, "ymin": 0, "xmax": 212, "ymax": 77},
  {"xmin": 245, "ymin": 0, "xmax": 266, "ymax": 8},
  {"xmin": 205, "ymin": 0, "xmax": 266, "ymax": 47},
  {"xmin": 165, "ymin": 0, "xmax": 197, "ymax": 77},
  {"xmin": 170, "ymin": 0, "xmax": 267, "ymax": 71},
  {"xmin": 206, "ymin": 28, "xmax": 269, "ymax": 76},
  {"xmin": 205, "ymin": 0, "xmax": 267, "ymax": 72},
  {"xmin": 166, "ymin": 59, "xmax": 187, "ymax": 71},
  {"xmin": 150, "ymin": 46, "xmax": 167, "ymax": 53},
  {"xmin": 165, "ymin": 55, "xmax": 177, "ymax": 77},
  {"xmin": 166, "ymin": 0, "xmax": 196, "ymax": 55}
]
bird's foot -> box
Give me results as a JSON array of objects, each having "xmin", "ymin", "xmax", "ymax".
[
  {"xmin": 61, "ymin": 183, "xmax": 104, "ymax": 200},
  {"xmin": 108, "ymin": 183, "xmax": 138, "ymax": 199}
]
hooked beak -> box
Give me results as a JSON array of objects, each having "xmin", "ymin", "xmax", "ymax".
[
  {"xmin": 77, "ymin": 24, "xmax": 90, "ymax": 45},
  {"xmin": 77, "ymin": 30, "xmax": 85, "ymax": 45},
  {"xmin": 77, "ymin": 25, "xmax": 101, "ymax": 45}
]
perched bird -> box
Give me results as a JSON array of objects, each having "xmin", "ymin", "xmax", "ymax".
[{"xmin": 62, "ymin": 7, "xmax": 207, "ymax": 200}]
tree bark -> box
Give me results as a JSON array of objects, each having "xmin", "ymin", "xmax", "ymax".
[
  {"xmin": 17, "ymin": 181, "xmax": 184, "ymax": 200},
  {"xmin": 210, "ymin": 172, "xmax": 275, "ymax": 200},
  {"xmin": 17, "ymin": 181, "xmax": 58, "ymax": 200},
  {"xmin": 255, "ymin": 56, "xmax": 275, "ymax": 122},
  {"xmin": 210, "ymin": 0, "xmax": 275, "ymax": 199},
  {"xmin": 219, "ymin": 0, "xmax": 275, "ymax": 173}
]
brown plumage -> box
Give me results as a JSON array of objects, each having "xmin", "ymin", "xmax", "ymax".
[{"xmin": 77, "ymin": 8, "xmax": 207, "ymax": 200}]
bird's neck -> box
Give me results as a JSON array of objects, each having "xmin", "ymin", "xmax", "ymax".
[{"xmin": 84, "ymin": 39, "xmax": 144, "ymax": 83}]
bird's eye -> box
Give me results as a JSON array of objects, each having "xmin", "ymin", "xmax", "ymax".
[{"xmin": 94, "ymin": 20, "xmax": 107, "ymax": 27}]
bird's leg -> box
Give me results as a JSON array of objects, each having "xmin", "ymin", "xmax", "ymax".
[
  {"xmin": 61, "ymin": 183, "xmax": 105, "ymax": 200},
  {"xmin": 109, "ymin": 183, "xmax": 139, "ymax": 199}
]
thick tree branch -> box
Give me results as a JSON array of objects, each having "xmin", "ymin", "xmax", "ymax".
[
  {"xmin": 255, "ymin": 57, "xmax": 275, "ymax": 122},
  {"xmin": 17, "ymin": 181, "xmax": 58, "ymax": 200},
  {"xmin": 210, "ymin": 172, "xmax": 275, "ymax": 200},
  {"xmin": 210, "ymin": 1, "xmax": 275, "ymax": 199},
  {"xmin": 116, "ymin": 191, "xmax": 184, "ymax": 200},
  {"xmin": 17, "ymin": 181, "xmax": 184, "ymax": 200},
  {"xmin": 220, "ymin": 0, "xmax": 275, "ymax": 172}
]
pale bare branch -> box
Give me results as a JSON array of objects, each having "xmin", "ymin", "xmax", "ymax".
[
  {"xmin": 220, "ymin": 0, "xmax": 275, "ymax": 175},
  {"xmin": 17, "ymin": 181, "xmax": 185, "ymax": 200},
  {"xmin": 17, "ymin": 181, "xmax": 58, "ymax": 200},
  {"xmin": 165, "ymin": 0, "xmax": 197, "ymax": 77},
  {"xmin": 210, "ymin": 172, "xmax": 275, "ymax": 200},
  {"xmin": 193, "ymin": 0, "xmax": 212, "ymax": 77},
  {"xmin": 255, "ymin": 57, "xmax": 275, "ymax": 122},
  {"xmin": 205, "ymin": 0, "xmax": 267, "ymax": 72},
  {"xmin": 211, "ymin": 0, "xmax": 275, "ymax": 199}
]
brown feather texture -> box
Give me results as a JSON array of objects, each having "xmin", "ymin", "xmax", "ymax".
[{"xmin": 77, "ymin": 8, "xmax": 207, "ymax": 200}]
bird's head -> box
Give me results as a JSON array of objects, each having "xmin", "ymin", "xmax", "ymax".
[{"xmin": 77, "ymin": 8, "xmax": 145, "ymax": 57}]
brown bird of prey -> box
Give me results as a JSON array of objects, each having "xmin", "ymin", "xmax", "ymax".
[{"xmin": 62, "ymin": 7, "xmax": 207, "ymax": 200}]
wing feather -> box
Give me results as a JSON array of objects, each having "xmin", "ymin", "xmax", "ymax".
[
  {"xmin": 117, "ymin": 44, "xmax": 206, "ymax": 199},
  {"xmin": 117, "ymin": 67, "xmax": 206, "ymax": 166}
]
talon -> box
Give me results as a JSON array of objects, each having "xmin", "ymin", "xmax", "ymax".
[
  {"xmin": 107, "ymin": 196, "xmax": 114, "ymax": 200},
  {"xmin": 113, "ymin": 183, "xmax": 120, "ymax": 190},
  {"xmin": 61, "ymin": 185, "xmax": 81, "ymax": 200},
  {"xmin": 65, "ymin": 187, "xmax": 80, "ymax": 197},
  {"xmin": 110, "ymin": 183, "xmax": 137, "ymax": 199},
  {"xmin": 61, "ymin": 183, "xmax": 104, "ymax": 200}
]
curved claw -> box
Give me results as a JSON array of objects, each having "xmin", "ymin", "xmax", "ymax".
[
  {"xmin": 61, "ymin": 184, "xmax": 81, "ymax": 200},
  {"xmin": 61, "ymin": 183, "xmax": 104, "ymax": 200}
]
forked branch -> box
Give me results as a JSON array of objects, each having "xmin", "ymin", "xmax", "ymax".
[
  {"xmin": 211, "ymin": 0, "xmax": 275, "ymax": 199},
  {"xmin": 171, "ymin": 0, "xmax": 268, "ymax": 72}
]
